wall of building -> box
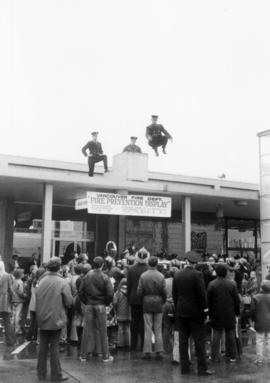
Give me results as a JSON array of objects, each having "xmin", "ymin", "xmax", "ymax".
[
  {"xmin": 0, "ymin": 198, "xmax": 15, "ymax": 266},
  {"xmin": 125, "ymin": 216, "xmax": 224, "ymax": 256}
]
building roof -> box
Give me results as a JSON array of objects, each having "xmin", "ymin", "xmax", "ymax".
[{"xmin": 0, "ymin": 154, "xmax": 260, "ymax": 219}]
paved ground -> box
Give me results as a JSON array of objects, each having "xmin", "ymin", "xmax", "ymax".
[{"xmin": 0, "ymin": 338, "xmax": 269, "ymax": 383}]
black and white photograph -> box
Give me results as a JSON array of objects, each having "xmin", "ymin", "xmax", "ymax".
[{"xmin": 0, "ymin": 1, "xmax": 270, "ymax": 382}]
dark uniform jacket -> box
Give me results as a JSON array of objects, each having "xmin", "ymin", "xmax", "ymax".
[
  {"xmin": 146, "ymin": 124, "xmax": 172, "ymax": 139},
  {"xmin": 172, "ymin": 266, "xmax": 208, "ymax": 321},
  {"xmin": 123, "ymin": 144, "xmax": 142, "ymax": 153},
  {"xmin": 127, "ymin": 263, "xmax": 148, "ymax": 305},
  {"xmin": 81, "ymin": 141, "xmax": 103, "ymax": 156},
  {"xmin": 207, "ymin": 277, "xmax": 240, "ymax": 330}
]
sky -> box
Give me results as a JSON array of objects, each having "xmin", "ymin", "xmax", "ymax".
[{"xmin": 1, "ymin": 0, "xmax": 270, "ymax": 183}]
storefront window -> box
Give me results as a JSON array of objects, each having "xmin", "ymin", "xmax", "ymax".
[
  {"xmin": 14, "ymin": 219, "xmax": 94, "ymax": 260},
  {"xmin": 226, "ymin": 218, "xmax": 260, "ymax": 266}
]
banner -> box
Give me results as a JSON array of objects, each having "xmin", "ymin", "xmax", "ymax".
[{"xmin": 75, "ymin": 192, "xmax": 171, "ymax": 217}]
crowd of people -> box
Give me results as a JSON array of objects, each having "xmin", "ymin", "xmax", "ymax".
[{"xmin": 0, "ymin": 244, "xmax": 270, "ymax": 381}]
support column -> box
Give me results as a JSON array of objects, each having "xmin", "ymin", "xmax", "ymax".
[
  {"xmin": 41, "ymin": 183, "xmax": 53, "ymax": 263},
  {"xmin": 258, "ymin": 131, "xmax": 270, "ymax": 278},
  {"xmin": 0, "ymin": 198, "xmax": 15, "ymax": 268},
  {"xmin": 182, "ymin": 196, "xmax": 191, "ymax": 253},
  {"xmin": 117, "ymin": 190, "xmax": 128, "ymax": 253},
  {"xmin": 108, "ymin": 215, "xmax": 118, "ymax": 244},
  {"xmin": 94, "ymin": 215, "xmax": 99, "ymax": 258}
]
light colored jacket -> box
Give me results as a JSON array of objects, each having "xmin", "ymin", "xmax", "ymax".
[
  {"xmin": 0, "ymin": 273, "xmax": 14, "ymax": 313},
  {"xmin": 137, "ymin": 268, "xmax": 167, "ymax": 313},
  {"xmin": 36, "ymin": 272, "xmax": 73, "ymax": 330},
  {"xmin": 12, "ymin": 279, "xmax": 26, "ymax": 303}
]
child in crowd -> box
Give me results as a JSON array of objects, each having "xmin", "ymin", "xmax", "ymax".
[
  {"xmin": 251, "ymin": 279, "xmax": 270, "ymax": 365},
  {"xmin": 26, "ymin": 267, "xmax": 46, "ymax": 341},
  {"xmin": 113, "ymin": 278, "xmax": 131, "ymax": 349},
  {"xmin": 12, "ymin": 268, "xmax": 26, "ymax": 335},
  {"xmin": 163, "ymin": 268, "xmax": 176, "ymax": 354}
]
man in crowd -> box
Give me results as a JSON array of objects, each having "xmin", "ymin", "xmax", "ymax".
[
  {"xmin": 81, "ymin": 131, "xmax": 109, "ymax": 177},
  {"xmin": 145, "ymin": 115, "xmax": 172, "ymax": 156},
  {"xmin": 127, "ymin": 247, "xmax": 149, "ymax": 351},
  {"xmin": 0, "ymin": 261, "xmax": 16, "ymax": 349},
  {"xmin": 78, "ymin": 256, "xmax": 114, "ymax": 362},
  {"xmin": 123, "ymin": 136, "xmax": 142, "ymax": 153},
  {"xmin": 207, "ymin": 263, "xmax": 240, "ymax": 363},
  {"xmin": 137, "ymin": 255, "xmax": 167, "ymax": 360},
  {"xmin": 36, "ymin": 257, "xmax": 73, "ymax": 382},
  {"xmin": 172, "ymin": 251, "xmax": 214, "ymax": 376}
]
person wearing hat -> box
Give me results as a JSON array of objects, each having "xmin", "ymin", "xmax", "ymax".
[
  {"xmin": 122, "ymin": 136, "xmax": 142, "ymax": 153},
  {"xmin": 127, "ymin": 247, "xmax": 149, "ymax": 351},
  {"xmin": 81, "ymin": 131, "xmax": 109, "ymax": 177},
  {"xmin": 36, "ymin": 257, "xmax": 73, "ymax": 381},
  {"xmin": 145, "ymin": 115, "xmax": 173, "ymax": 156},
  {"xmin": 172, "ymin": 250, "xmax": 214, "ymax": 376}
]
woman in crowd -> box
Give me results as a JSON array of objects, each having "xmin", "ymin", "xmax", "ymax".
[
  {"xmin": 0, "ymin": 261, "xmax": 16, "ymax": 348},
  {"xmin": 12, "ymin": 268, "xmax": 26, "ymax": 335}
]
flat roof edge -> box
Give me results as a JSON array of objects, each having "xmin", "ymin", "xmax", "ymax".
[{"xmin": 0, "ymin": 153, "xmax": 259, "ymax": 192}]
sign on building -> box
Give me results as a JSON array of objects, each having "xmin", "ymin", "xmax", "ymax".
[{"xmin": 75, "ymin": 192, "xmax": 171, "ymax": 218}]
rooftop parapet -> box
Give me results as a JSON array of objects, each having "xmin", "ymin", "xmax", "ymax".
[{"xmin": 111, "ymin": 152, "xmax": 148, "ymax": 182}]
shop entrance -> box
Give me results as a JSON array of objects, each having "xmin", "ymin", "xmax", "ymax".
[{"xmin": 52, "ymin": 238, "xmax": 93, "ymax": 263}]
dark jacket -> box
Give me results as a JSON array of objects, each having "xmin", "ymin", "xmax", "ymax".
[
  {"xmin": 146, "ymin": 124, "xmax": 172, "ymax": 140},
  {"xmin": 127, "ymin": 263, "xmax": 148, "ymax": 305},
  {"xmin": 82, "ymin": 141, "xmax": 103, "ymax": 156},
  {"xmin": 36, "ymin": 272, "xmax": 73, "ymax": 330},
  {"xmin": 78, "ymin": 269, "xmax": 113, "ymax": 306},
  {"xmin": 137, "ymin": 268, "xmax": 167, "ymax": 313},
  {"xmin": 251, "ymin": 292, "xmax": 270, "ymax": 332},
  {"xmin": 172, "ymin": 266, "xmax": 208, "ymax": 321},
  {"xmin": 123, "ymin": 144, "xmax": 142, "ymax": 153},
  {"xmin": 207, "ymin": 277, "xmax": 240, "ymax": 330}
]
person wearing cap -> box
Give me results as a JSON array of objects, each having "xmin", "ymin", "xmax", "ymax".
[
  {"xmin": 207, "ymin": 264, "xmax": 240, "ymax": 363},
  {"xmin": 78, "ymin": 256, "xmax": 114, "ymax": 362},
  {"xmin": 172, "ymin": 250, "xmax": 214, "ymax": 376},
  {"xmin": 36, "ymin": 257, "xmax": 73, "ymax": 382},
  {"xmin": 145, "ymin": 115, "xmax": 173, "ymax": 156},
  {"xmin": 127, "ymin": 247, "xmax": 149, "ymax": 351},
  {"xmin": 81, "ymin": 131, "xmax": 109, "ymax": 177},
  {"xmin": 122, "ymin": 136, "xmax": 142, "ymax": 153}
]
